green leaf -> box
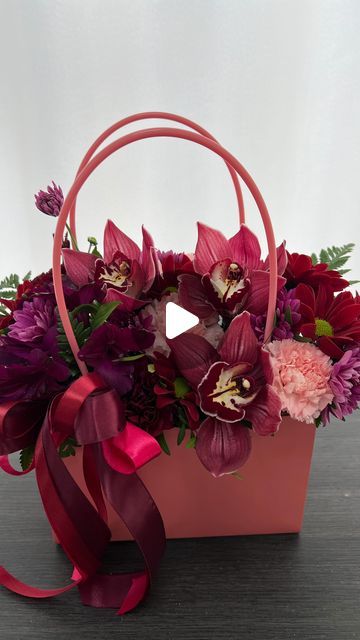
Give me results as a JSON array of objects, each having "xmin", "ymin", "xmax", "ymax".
[
  {"xmin": 59, "ymin": 437, "xmax": 80, "ymax": 458},
  {"xmin": 91, "ymin": 301, "xmax": 121, "ymax": 330},
  {"xmin": 314, "ymin": 415, "xmax": 323, "ymax": 428},
  {"xmin": 186, "ymin": 433, "xmax": 197, "ymax": 449},
  {"xmin": 231, "ymin": 471, "xmax": 243, "ymax": 480},
  {"xmin": 313, "ymin": 243, "xmax": 355, "ymax": 273},
  {"xmin": 177, "ymin": 420, "xmax": 187, "ymax": 446},
  {"xmin": 19, "ymin": 445, "xmax": 35, "ymax": 471},
  {"xmin": 284, "ymin": 306, "xmax": 292, "ymax": 324},
  {"xmin": 156, "ymin": 433, "xmax": 171, "ymax": 455},
  {"xmin": 349, "ymin": 280, "xmax": 360, "ymax": 286}
]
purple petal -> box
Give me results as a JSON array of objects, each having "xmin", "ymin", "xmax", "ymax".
[
  {"xmin": 246, "ymin": 271, "xmax": 286, "ymax": 315},
  {"xmin": 178, "ymin": 274, "xmax": 219, "ymax": 322},
  {"xmin": 196, "ymin": 417, "xmax": 252, "ymax": 477},
  {"xmin": 168, "ymin": 333, "xmax": 218, "ymax": 388},
  {"xmin": 103, "ymin": 219, "xmax": 141, "ymax": 263},
  {"xmin": 62, "ymin": 249, "xmax": 97, "ymax": 287},
  {"xmin": 229, "ymin": 224, "xmax": 261, "ymax": 270},
  {"xmin": 219, "ymin": 311, "xmax": 258, "ymax": 365},
  {"xmin": 244, "ymin": 385, "xmax": 281, "ymax": 435},
  {"xmin": 194, "ymin": 222, "xmax": 231, "ymax": 274}
]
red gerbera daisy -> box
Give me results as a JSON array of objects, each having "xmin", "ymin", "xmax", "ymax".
[
  {"xmin": 296, "ymin": 283, "xmax": 360, "ymax": 359},
  {"xmin": 285, "ymin": 252, "xmax": 349, "ymax": 292}
]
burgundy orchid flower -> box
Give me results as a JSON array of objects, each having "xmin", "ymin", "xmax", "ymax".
[
  {"xmin": 169, "ymin": 312, "xmax": 282, "ymax": 477},
  {"xmin": 296, "ymin": 283, "xmax": 360, "ymax": 360},
  {"xmin": 178, "ymin": 223, "xmax": 287, "ymax": 320},
  {"xmin": 63, "ymin": 220, "xmax": 156, "ymax": 311}
]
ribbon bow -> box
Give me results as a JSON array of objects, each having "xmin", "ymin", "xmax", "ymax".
[{"xmin": 0, "ymin": 373, "xmax": 166, "ymax": 614}]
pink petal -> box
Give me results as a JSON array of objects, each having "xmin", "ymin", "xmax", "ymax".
[
  {"xmin": 141, "ymin": 225, "xmax": 156, "ymax": 291},
  {"xmin": 229, "ymin": 224, "xmax": 261, "ymax": 270},
  {"xmin": 178, "ymin": 274, "xmax": 218, "ymax": 322},
  {"xmin": 262, "ymin": 241, "xmax": 288, "ymax": 276},
  {"xmin": 103, "ymin": 219, "xmax": 141, "ymax": 263},
  {"xmin": 168, "ymin": 333, "xmax": 218, "ymax": 388},
  {"xmin": 246, "ymin": 271, "xmax": 286, "ymax": 315},
  {"xmin": 196, "ymin": 417, "xmax": 252, "ymax": 477},
  {"xmin": 194, "ymin": 222, "xmax": 231, "ymax": 274},
  {"xmin": 62, "ymin": 249, "xmax": 97, "ymax": 287},
  {"xmin": 219, "ymin": 311, "xmax": 258, "ymax": 365},
  {"xmin": 244, "ymin": 385, "xmax": 281, "ymax": 436}
]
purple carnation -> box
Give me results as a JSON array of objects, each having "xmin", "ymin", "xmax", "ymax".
[
  {"xmin": 321, "ymin": 348, "xmax": 360, "ymax": 424},
  {"xmin": 35, "ymin": 181, "xmax": 64, "ymax": 217},
  {"xmin": 252, "ymin": 287, "xmax": 301, "ymax": 342}
]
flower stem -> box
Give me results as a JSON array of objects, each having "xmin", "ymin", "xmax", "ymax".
[{"xmin": 65, "ymin": 223, "xmax": 79, "ymax": 251}]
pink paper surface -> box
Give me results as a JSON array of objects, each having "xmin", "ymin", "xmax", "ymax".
[{"xmin": 63, "ymin": 417, "xmax": 315, "ymax": 540}]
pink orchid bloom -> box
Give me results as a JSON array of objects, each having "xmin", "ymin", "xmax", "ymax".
[
  {"xmin": 169, "ymin": 311, "xmax": 282, "ymax": 477},
  {"xmin": 178, "ymin": 222, "xmax": 287, "ymax": 319},
  {"xmin": 63, "ymin": 220, "xmax": 156, "ymax": 311}
]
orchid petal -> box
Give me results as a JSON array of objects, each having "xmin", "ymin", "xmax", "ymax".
[
  {"xmin": 196, "ymin": 417, "xmax": 252, "ymax": 477},
  {"xmin": 141, "ymin": 225, "xmax": 157, "ymax": 291},
  {"xmin": 62, "ymin": 249, "xmax": 97, "ymax": 287},
  {"xmin": 246, "ymin": 271, "xmax": 286, "ymax": 315},
  {"xmin": 219, "ymin": 311, "xmax": 258, "ymax": 365},
  {"xmin": 104, "ymin": 288, "xmax": 147, "ymax": 311},
  {"xmin": 229, "ymin": 224, "xmax": 261, "ymax": 270},
  {"xmin": 244, "ymin": 385, "xmax": 281, "ymax": 435},
  {"xmin": 262, "ymin": 241, "xmax": 288, "ymax": 276},
  {"xmin": 104, "ymin": 219, "xmax": 141, "ymax": 263},
  {"xmin": 178, "ymin": 274, "xmax": 218, "ymax": 322},
  {"xmin": 194, "ymin": 222, "xmax": 231, "ymax": 274},
  {"xmin": 168, "ymin": 333, "xmax": 218, "ymax": 388}
]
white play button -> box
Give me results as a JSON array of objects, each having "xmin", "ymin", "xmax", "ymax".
[{"xmin": 165, "ymin": 302, "xmax": 199, "ymax": 339}]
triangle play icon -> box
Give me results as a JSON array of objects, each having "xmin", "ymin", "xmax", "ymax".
[{"xmin": 165, "ymin": 302, "xmax": 199, "ymax": 339}]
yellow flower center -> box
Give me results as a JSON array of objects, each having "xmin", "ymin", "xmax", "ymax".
[{"xmin": 315, "ymin": 318, "xmax": 333, "ymax": 337}]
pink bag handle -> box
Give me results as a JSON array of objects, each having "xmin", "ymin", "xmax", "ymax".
[
  {"xmin": 68, "ymin": 112, "xmax": 245, "ymax": 244},
  {"xmin": 53, "ymin": 127, "xmax": 278, "ymax": 375}
]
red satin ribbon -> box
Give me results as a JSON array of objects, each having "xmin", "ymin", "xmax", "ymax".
[{"xmin": 0, "ymin": 373, "xmax": 166, "ymax": 614}]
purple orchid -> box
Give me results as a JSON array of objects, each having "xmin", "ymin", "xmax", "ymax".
[
  {"xmin": 35, "ymin": 182, "xmax": 64, "ymax": 217},
  {"xmin": 63, "ymin": 220, "xmax": 156, "ymax": 311},
  {"xmin": 178, "ymin": 223, "xmax": 287, "ymax": 320},
  {"xmin": 321, "ymin": 348, "xmax": 360, "ymax": 424},
  {"xmin": 169, "ymin": 311, "xmax": 282, "ymax": 477},
  {"xmin": 78, "ymin": 322, "xmax": 155, "ymax": 396}
]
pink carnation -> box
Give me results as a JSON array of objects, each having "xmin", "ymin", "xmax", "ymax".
[{"xmin": 267, "ymin": 339, "xmax": 334, "ymax": 423}]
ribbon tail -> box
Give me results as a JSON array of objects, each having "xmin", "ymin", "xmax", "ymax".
[
  {"xmin": 91, "ymin": 443, "xmax": 166, "ymax": 614},
  {"xmin": 0, "ymin": 566, "xmax": 80, "ymax": 599}
]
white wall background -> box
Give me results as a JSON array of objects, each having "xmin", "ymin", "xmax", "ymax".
[{"xmin": 0, "ymin": 0, "xmax": 359, "ymax": 285}]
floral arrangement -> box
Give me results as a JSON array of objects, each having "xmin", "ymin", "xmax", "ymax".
[{"xmin": 0, "ymin": 181, "xmax": 359, "ymax": 482}]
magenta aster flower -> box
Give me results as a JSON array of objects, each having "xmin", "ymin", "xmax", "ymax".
[
  {"xmin": 35, "ymin": 181, "xmax": 64, "ymax": 217},
  {"xmin": 63, "ymin": 220, "xmax": 156, "ymax": 311},
  {"xmin": 178, "ymin": 223, "xmax": 287, "ymax": 321},
  {"xmin": 321, "ymin": 348, "xmax": 360, "ymax": 424},
  {"xmin": 8, "ymin": 297, "xmax": 56, "ymax": 344},
  {"xmin": 252, "ymin": 288, "xmax": 301, "ymax": 342},
  {"xmin": 169, "ymin": 311, "xmax": 282, "ymax": 477}
]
